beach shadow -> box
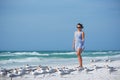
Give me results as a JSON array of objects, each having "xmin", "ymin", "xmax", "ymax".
[
  {"xmin": 96, "ymin": 66, "xmax": 103, "ymax": 70},
  {"xmin": 109, "ymin": 67, "xmax": 118, "ymax": 74}
]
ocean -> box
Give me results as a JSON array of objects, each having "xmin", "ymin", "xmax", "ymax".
[{"xmin": 0, "ymin": 50, "xmax": 120, "ymax": 69}]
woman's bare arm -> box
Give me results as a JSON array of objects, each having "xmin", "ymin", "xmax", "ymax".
[{"xmin": 82, "ymin": 32, "xmax": 85, "ymax": 41}]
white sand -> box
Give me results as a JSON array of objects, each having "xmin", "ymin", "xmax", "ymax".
[{"xmin": 0, "ymin": 60, "xmax": 120, "ymax": 80}]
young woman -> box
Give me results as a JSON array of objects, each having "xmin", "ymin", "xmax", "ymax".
[{"xmin": 72, "ymin": 23, "xmax": 85, "ymax": 67}]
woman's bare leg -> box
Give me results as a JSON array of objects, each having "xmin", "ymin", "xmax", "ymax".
[{"xmin": 76, "ymin": 48, "xmax": 83, "ymax": 67}]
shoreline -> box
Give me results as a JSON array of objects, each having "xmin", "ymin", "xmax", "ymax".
[{"xmin": 0, "ymin": 57, "xmax": 120, "ymax": 69}]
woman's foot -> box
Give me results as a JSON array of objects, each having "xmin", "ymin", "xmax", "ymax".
[{"xmin": 76, "ymin": 66, "xmax": 84, "ymax": 71}]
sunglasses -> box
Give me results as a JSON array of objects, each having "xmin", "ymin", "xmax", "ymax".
[{"xmin": 77, "ymin": 27, "xmax": 82, "ymax": 28}]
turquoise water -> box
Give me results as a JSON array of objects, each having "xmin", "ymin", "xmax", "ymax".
[
  {"xmin": 0, "ymin": 50, "xmax": 120, "ymax": 60},
  {"xmin": 0, "ymin": 50, "xmax": 120, "ymax": 68}
]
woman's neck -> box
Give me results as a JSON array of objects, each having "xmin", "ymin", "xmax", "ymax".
[{"xmin": 77, "ymin": 30, "xmax": 82, "ymax": 32}]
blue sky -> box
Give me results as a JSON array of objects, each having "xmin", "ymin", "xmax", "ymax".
[{"xmin": 0, "ymin": 0, "xmax": 120, "ymax": 51}]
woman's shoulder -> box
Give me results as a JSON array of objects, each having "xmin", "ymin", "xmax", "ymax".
[
  {"xmin": 81, "ymin": 31, "xmax": 85, "ymax": 35},
  {"xmin": 74, "ymin": 31, "xmax": 83, "ymax": 34}
]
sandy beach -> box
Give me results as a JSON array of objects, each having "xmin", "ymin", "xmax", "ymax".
[
  {"xmin": 0, "ymin": 0, "xmax": 120, "ymax": 80},
  {"xmin": 0, "ymin": 59, "xmax": 120, "ymax": 80}
]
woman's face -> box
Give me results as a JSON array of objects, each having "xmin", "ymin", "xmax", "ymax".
[{"xmin": 77, "ymin": 25, "xmax": 82, "ymax": 31}]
